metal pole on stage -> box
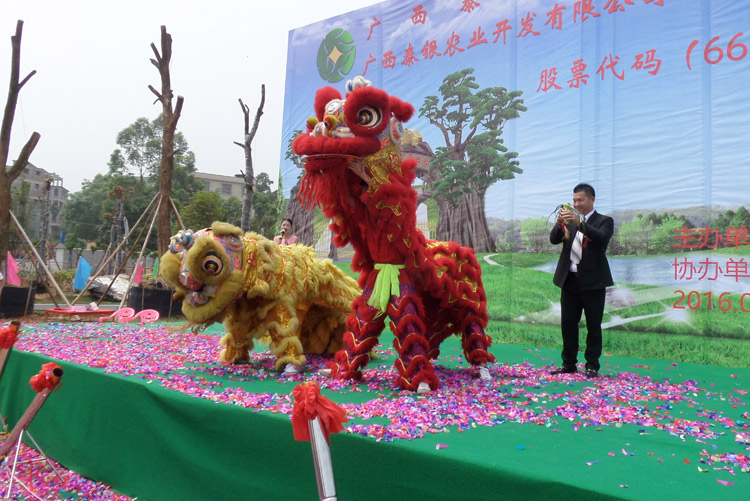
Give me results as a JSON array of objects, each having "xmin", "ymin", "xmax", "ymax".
[
  {"xmin": 308, "ymin": 416, "xmax": 337, "ymax": 501},
  {"xmin": 292, "ymin": 382, "xmax": 348, "ymax": 501},
  {"xmin": 0, "ymin": 321, "xmax": 22, "ymax": 433}
]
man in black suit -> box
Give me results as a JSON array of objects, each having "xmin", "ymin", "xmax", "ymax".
[{"xmin": 549, "ymin": 183, "xmax": 613, "ymax": 378}]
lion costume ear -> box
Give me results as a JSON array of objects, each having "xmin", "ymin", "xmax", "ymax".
[
  {"xmin": 160, "ymin": 249, "xmax": 183, "ymax": 290},
  {"xmin": 389, "ymin": 96, "xmax": 414, "ymax": 122},
  {"xmin": 314, "ymin": 87, "xmax": 342, "ymax": 119},
  {"xmin": 211, "ymin": 221, "xmax": 243, "ymax": 237}
]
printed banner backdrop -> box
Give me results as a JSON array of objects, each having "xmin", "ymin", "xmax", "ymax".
[{"xmin": 281, "ymin": 0, "xmax": 750, "ymax": 338}]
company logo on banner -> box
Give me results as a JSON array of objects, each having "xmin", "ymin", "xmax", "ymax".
[
  {"xmin": 317, "ymin": 28, "xmax": 357, "ymax": 83},
  {"xmin": 281, "ymin": 0, "xmax": 750, "ymax": 339}
]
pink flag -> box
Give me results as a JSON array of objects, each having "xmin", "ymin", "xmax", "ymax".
[
  {"xmin": 6, "ymin": 252, "xmax": 21, "ymax": 286},
  {"xmin": 134, "ymin": 263, "xmax": 143, "ymax": 284}
]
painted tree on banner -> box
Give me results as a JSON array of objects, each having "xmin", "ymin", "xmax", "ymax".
[
  {"xmin": 419, "ymin": 68, "xmax": 526, "ymax": 252},
  {"xmin": 283, "ymin": 130, "xmax": 316, "ymax": 246}
]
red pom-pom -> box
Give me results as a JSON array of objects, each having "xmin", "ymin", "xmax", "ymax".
[
  {"xmin": 29, "ymin": 362, "xmax": 63, "ymax": 393},
  {"xmin": 0, "ymin": 321, "xmax": 21, "ymax": 350},
  {"xmin": 291, "ymin": 382, "xmax": 348, "ymax": 442}
]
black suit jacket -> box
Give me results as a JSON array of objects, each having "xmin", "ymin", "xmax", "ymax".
[{"xmin": 550, "ymin": 210, "xmax": 614, "ymax": 291}]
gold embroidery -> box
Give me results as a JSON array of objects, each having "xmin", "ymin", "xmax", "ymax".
[
  {"xmin": 365, "ymin": 142, "xmax": 402, "ymax": 194},
  {"xmin": 375, "ymin": 200, "xmax": 403, "ymax": 216}
]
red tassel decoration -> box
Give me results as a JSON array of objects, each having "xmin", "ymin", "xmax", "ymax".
[
  {"xmin": 292, "ymin": 382, "xmax": 348, "ymax": 442},
  {"xmin": 29, "ymin": 362, "xmax": 63, "ymax": 393},
  {"xmin": 0, "ymin": 321, "xmax": 21, "ymax": 350}
]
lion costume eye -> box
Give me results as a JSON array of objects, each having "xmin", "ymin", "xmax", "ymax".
[
  {"xmin": 357, "ymin": 106, "xmax": 382, "ymax": 128},
  {"xmin": 202, "ymin": 252, "xmax": 223, "ymax": 275}
]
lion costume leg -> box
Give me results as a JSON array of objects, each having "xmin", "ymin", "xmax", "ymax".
[
  {"xmin": 390, "ymin": 284, "xmax": 439, "ymax": 392},
  {"xmin": 327, "ymin": 294, "xmax": 385, "ymax": 381},
  {"xmin": 266, "ymin": 303, "xmax": 307, "ymax": 372},
  {"xmin": 219, "ymin": 304, "xmax": 255, "ymax": 363},
  {"xmin": 460, "ymin": 312, "xmax": 495, "ymax": 366}
]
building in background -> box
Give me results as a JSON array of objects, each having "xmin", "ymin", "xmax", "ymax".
[
  {"xmin": 193, "ymin": 171, "xmax": 246, "ymax": 201},
  {"xmin": 10, "ymin": 162, "xmax": 68, "ymax": 242}
]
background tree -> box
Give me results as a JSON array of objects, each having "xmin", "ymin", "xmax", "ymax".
[
  {"xmin": 234, "ymin": 85, "xmax": 265, "ymax": 232},
  {"xmin": 495, "ymin": 219, "xmax": 521, "ymax": 253},
  {"xmin": 250, "ymin": 172, "xmax": 280, "ymax": 238},
  {"xmin": 10, "ymin": 180, "xmax": 31, "ymax": 253},
  {"xmin": 115, "ymin": 117, "xmax": 160, "ymax": 181},
  {"xmin": 520, "ymin": 217, "xmax": 554, "ymax": 253},
  {"xmin": 419, "ymin": 68, "xmax": 526, "ymax": 252},
  {"xmin": 63, "ymin": 113, "xmax": 201, "ymax": 253},
  {"xmin": 617, "ymin": 215, "xmax": 654, "ymax": 255},
  {"xmin": 62, "ymin": 174, "xmax": 153, "ymax": 249},
  {"xmin": 109, "ymin": 115, "xmax": 201, "ymax": 196},
  {"xmin": 223, "ymin": 196, "xmax": 242, "ymax": 228},
  {"xmin": 728, "ymin": 205, "xmax": 750, "ymax": 231},
  {"xmin": 651, "ymin": 215, "xmax": 688, "ymax": 254},
  {"xmin": 0, "ymin": 20, "xmax": 40, "ymax": 291},
  {"xmin": 148, "ymin": 25, "xmax": 184, "ymax": 258},
  {"xmin": 181, "ymin": 191, "xmax": 225, "ymax": 230}
]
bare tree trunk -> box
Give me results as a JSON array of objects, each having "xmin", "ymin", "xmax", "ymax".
[
  {"xmin": 148, "ymin": 25, "xmax": 184, "ymax": 258},
  {"xmin": 0, "ymin": 20, "xmax": 40, "ymax": 296},
  {"xmin": 234, "ymin": 85, "xmax": 265, "ymax": 232},
  {"xmin": 435, "ymin": 191, "xmax": 495, "ymax": 252}
]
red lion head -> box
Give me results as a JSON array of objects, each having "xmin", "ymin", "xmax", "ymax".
[{"xmin": 292, "ymin": 77, "xmax": 414, "ymax": 209}]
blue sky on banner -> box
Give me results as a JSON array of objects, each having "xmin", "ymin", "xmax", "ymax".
[{"xmin": 282, "ymin": 0, "xmax": 750, "ymax": 220}]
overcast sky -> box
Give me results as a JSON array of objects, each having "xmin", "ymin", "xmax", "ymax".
[{"xmin": 1, "ymin": 0, "xmax": 382, "ymax": 193}]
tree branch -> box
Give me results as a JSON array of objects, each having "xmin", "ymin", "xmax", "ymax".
[
  {"xmin": 233, "ymin": 141, "xmax": 244, "ymax": 148},
  {"xmin": 247, "ymin": 84, "xmax": 265, "ymax": 143},
  {"xmin": 18, "ymin": 70, "xmax": 36, "ymax": 90},
  {"xmin": 430, "ymin": 118, "xmax": 453, "ymax": 150},
  {"xmin": 172, "ymin": 95, "xmax": 184, "ymax": 122},
  {"xmin": 8, "ymin": 131, "xmax": 40, "ymax": 180},
  {"xmin": 1, "ymin": 20, "xmax": 36, "ymax": 169},
  {"xmin": 238, "ymin": 98, "xmax": 249, "ymax": 134},
  {"xmin": 150, "ymin": 44, "xmax": 162, "ymax": 66},
  {"xmin": 160, "ymin": 26, "xmax": 172, "ymax": 66},
  {"xmin": 461, "ymin": 124, "xmax": 479, "ymax": 150},
  {"xmin": 148, "ymin": 84, "xmax": 162, "ymax": 101}
]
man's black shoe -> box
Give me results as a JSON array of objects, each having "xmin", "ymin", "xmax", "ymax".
[
  {"xmin": 550, "ymin": 366, "xmax": 577, "ymax": 375},
  {"xmin": 586, "ymin": 368, "xmax": 599, "ymax": 378}
]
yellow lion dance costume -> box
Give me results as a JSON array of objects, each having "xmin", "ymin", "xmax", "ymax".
[{"xmin": 160, "ymin": 222, "xmax": 360, "ymax": 373}]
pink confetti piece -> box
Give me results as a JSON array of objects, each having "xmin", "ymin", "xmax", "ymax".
[
  {"xmin": 717, "ymin": 479, "xmax": 734, "ymax": 486},
  {"xmin": 586, "ymin": 461, "xmax": 598, "ymax": 466},
  {"xmin": 608, "ymin": 452, "xmax": 616, "ymax": 457},
  {"xmin": 436, "ymin": 444, "xmax": 448, "ymax": 450}
]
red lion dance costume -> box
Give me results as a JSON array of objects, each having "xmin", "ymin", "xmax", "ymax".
[{"xmin": 292, "ymin": 77, "xmax": 494, "ymax": 393}]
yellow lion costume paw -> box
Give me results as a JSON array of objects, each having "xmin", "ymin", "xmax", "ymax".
[{"xmin": 160, "ymin": 222, "xmax": 360, "ymax": 371}]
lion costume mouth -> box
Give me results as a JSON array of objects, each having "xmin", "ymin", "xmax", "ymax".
[{"xmin": 159, "ymin": 226, "xmax": 247, "ymax": 324}]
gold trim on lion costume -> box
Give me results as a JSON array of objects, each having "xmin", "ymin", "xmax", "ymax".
[{"xmin": 160, "ymin": 222, "xmax": 360, "ymax": 371}]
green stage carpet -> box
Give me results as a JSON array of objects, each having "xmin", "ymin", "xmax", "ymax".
[{"xmin": 0, "ymin": 322, "xmax": 748, "ymax": 500}]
